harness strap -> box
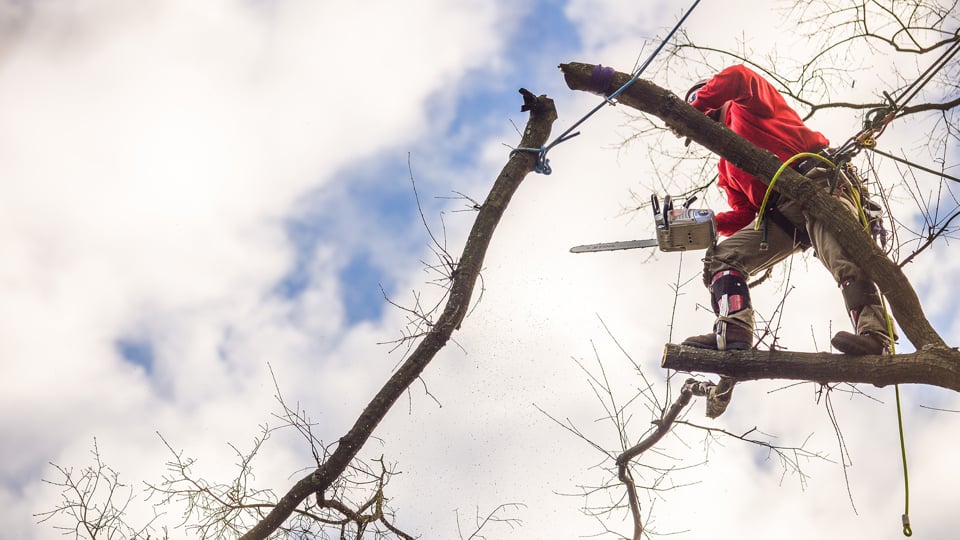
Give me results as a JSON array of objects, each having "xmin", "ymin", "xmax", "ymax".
[
  {"xmin": 794, "ymin": 154, "xmax": 824, "ymax": 175},
  {"xmin": 763, "ymin": 192, "xmax": 812, "ymax": 250},
  {"xmin": 759, "ymin": 147, "xmax": 830, "ymax": 250}
]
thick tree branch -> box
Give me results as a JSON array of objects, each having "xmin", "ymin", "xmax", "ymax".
[
  {"xmin": 239, "ymin": 90, "xmax": 558, "ymax": 539},
  {"xmin": 559, "ymin": 62, "xmax": 952, "ymax": 354},
  {"xmin": 661, "ymin": 344, "xmax": 960, "ymax": 392}
]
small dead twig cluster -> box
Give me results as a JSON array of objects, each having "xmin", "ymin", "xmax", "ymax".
[
  {"xmin": 39, "ymin": 375, "xmax": 417, "ymax": 540},
  {"xmin": 377, "ymin": 155, "xmax": 476, "ymax": 363},
  {"xmin": 455, "ymin": 502, "xmax": 527, "ymax": 540},
  {"xmin": 35, "ymin": 439, "xmax": 166, "ymax": 540},
  {"xmin": 141, "ymin": 368, "xmax": 417, "ymax": 540}
]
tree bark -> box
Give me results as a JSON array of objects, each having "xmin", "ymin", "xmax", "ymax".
[
  {"xmin": 558, "ymin": 62, "xmax": 953, "ymax": 355},
  {"xmin": 239, "ymin": 89, "xmax": 558, "ymax": 539},
  {"xmin": 616, "ymin": 380, "xmax": 696, "ymax": 540},
  {"xmin": 661, "ymin": 344, "xmax": 960, "ymax": 392}
]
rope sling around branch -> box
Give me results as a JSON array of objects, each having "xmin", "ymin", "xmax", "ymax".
[{"xmin": 511, "ymin": 0, "xmax": 702, "ymax": 174}]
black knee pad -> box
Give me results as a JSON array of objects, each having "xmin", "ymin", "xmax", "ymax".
[
  {"xmin": 840, "ymin": 279, "xmax": 881, "ymax": 312},
  {"xmin": 710, "ymin": 270, "xmax": 751, "ymax": 316}
]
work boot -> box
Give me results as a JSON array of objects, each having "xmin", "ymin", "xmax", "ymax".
[
  {"xmin": 684, "ymin": 269, "xmax": 754, "ymax": 350},
  {"xmin": 705, "ymin": 377, "xmax": 736, "ymax": 419},
  {"xmin": 682, "ymin": 322, "xmax": 753, "ymax": 350},
  {"xmin": 831, "ymin": 331, "xmax": 888, "ymax": 355},
  {"xmin": 835, "ymin": 279, "xmax": 894, "ymax": 355}
]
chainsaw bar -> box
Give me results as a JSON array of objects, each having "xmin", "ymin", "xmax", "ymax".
[{"xmin": 569, "ymin": 238, "xmax": 659, "ymax": 253}]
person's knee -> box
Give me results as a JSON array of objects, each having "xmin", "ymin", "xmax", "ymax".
[{"xmin": 704, "ymin": 254, "xmax": 749, "ymax": 286}]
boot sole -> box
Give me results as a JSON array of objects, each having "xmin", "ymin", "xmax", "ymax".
[{"xmin": 831, "ymin": 335, "xmax": 884, "ymax": 355}]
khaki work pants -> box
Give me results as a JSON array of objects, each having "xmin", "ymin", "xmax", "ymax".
[{"xmin": 702, "ymin": 169, "xmax": 890, "ymax": 338}]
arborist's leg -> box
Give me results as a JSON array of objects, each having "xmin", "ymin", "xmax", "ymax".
[
  {"xmin": 831, "ymin": 279, "xmax": 892, "ymax": 355},
  {"xmin": 682, "ymin": 216, "xmax": 799, "ymax": 351},
  {"xmin": 682, "ymin": 269, "xmax": 754, "ymax": 350},
  {"xmin": 802, "ymin": 196, "xmax": 894, "ymax": 355}
]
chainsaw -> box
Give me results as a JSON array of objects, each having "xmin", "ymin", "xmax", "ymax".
[{"xmin": 570, "ymin": 194, "xmax": 716, "ymax": 254}]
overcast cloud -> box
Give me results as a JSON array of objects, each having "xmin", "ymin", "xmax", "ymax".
[{"xmin": 2, "ymin": 1, "xmax": 958, "ymax": 539}]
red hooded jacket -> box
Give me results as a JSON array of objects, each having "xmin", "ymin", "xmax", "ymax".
[{"xmin": 689, "ymin": 65, "xmax": 829, "ymax": 236}]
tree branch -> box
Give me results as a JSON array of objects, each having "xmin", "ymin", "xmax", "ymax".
[
  {"xmin": 238, "ymin": 89, "xmax": 558, "ymax": 539},
  {"xmin": 661, "ymin": 344, "xmax": 960, "ymax": 392},
  {"xmin": 615, "ymin": 381, "xmax": 695, "ymax": 540}
]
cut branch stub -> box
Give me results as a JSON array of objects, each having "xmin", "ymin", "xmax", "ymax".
[{"xmin": 661, "ymin": 344, "xmax": 960, "ymax": 392}]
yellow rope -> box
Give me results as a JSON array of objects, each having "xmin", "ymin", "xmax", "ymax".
[
  {"xmin": 882, "ymin": 293, "xmax": 912, "ymax": 536},
  {"xmin": 754, "ymin": 152, "xmax": 837, "ymax": 231},
  {"xmin": 846, "ymin": 173, "xmax": 912, "ymax": 537},
  {"xmin": 756, "ymin": 151, "xmax": 912, "ymax": 535},
  {"xmin": 838, "ymin": 167, "xmax": 912, "ymax": 536},
  {"xmin": 850, "ymin": 183, "xmax": 912, "ymax": 537}
]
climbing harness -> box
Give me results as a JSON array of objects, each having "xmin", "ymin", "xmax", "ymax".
[
  {"xmin": 753, "ymin": 152, "xmax": 835, "ymax": 251},
  {"xmin": 512, "ymin": 0, "xmax": 703, "ymax": 174}
]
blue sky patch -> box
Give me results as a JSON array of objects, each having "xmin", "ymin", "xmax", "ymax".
[
  {"xmin": 440, "ymin": 1, "xmax": 583, "ymax": 143},
  {"xmin": 339, "ymin": 252, "xmax": 390, "ymax": 324},
  {"xmin": 275, "ymin": 155, "xmax": 424, "ymax": 306},
  {"xmin": 116, "ymin": 338, "xmax": 155, "ymax": 374}
]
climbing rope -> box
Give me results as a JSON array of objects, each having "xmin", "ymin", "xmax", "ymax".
[
  {"xmin": 761, "ymin": 151, "xmax": 913, "ymax": 536},
  {"xmin": 896, "ymin": 384, "xmax": 913, "ymax": 536},
  {"xmin": 824, "ymin": 41, "xmax": 960, "ymax": 534},
  {"xmin": 889, "ymin": 319, "xmax": 913, "ymax": 536},
  {"xmin": 512, "ymin": 0, "xmax": 703, "ymax": 174},
  {"xmin": 889, "ymin": 35, "xmax": 960, "ymax": 118},
  {"xmin": 758, "ymin": 31, "xmax": 960, "ymax": 210},
  {"xmin": 512, "ymin": 8, "xmax": 946, "ymax": 530}
]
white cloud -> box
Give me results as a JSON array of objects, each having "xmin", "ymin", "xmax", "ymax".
[
  {"xmin": 4, "ymin": 1, "xmax": 958, "ymax": 539},
  {"xmin": 0, "ymin": 0, "xmax": 524, "ymax": 536}
]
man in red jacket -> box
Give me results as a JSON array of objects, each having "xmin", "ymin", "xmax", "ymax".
[{"xmin": 679, "ymin": 65, "xmax": 892, "ymax": 355}]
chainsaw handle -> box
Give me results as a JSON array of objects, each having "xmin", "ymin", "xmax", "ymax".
[
  {"xmin": 662, "ymin": 195, "xmax": 673, "ymax": 230},
  {"xmin": 651, "ymin": 194, "xmax": 660, "ymax": 217}
]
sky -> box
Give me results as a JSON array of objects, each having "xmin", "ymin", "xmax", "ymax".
[{"xmin": 2, "ymin": 0, "xmax": 959, "ymax": 539}]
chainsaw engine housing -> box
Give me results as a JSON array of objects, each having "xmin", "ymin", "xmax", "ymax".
[{"xmin": 653, "ymin": 195, "xmax": 716, "ymax": 252}]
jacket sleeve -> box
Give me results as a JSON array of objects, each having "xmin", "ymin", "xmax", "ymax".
[{"xmin": 714, "ymin": 177, "xmax": 757, "ymax": 236}]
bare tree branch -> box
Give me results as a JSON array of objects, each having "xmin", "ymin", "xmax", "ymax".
[
  {"xmin": 35, "ymin": 439, "xmax": 165, "ymax": 540},
  {"xmin": 237, "ymin": 89, "xmax": 558, "ymax": 539},
  {"xmin": 661, "ymin": 344, "xmax": 960, "ymax": 391}
]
